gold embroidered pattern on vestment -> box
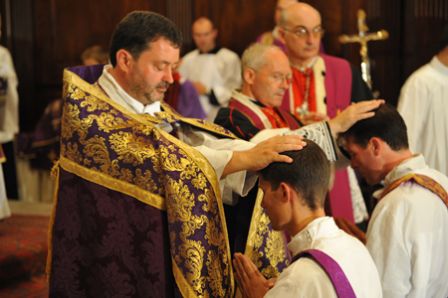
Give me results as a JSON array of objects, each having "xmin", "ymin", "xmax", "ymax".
[
  {"xmin": 58, "ymin": 69, "xmax": 234, "ymax": 298},
  {"xmin": 245, "ymin": 189, "xmax": 290, "ymax": 279}
]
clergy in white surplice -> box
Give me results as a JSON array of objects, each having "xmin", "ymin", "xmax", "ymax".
[
  {"xmin": 178, "ymin": 17, "xmax": 241, "ymax": 121},
  {"xmin": 397, "ymin": 27, "xmax": 448, "ymax": 176}
]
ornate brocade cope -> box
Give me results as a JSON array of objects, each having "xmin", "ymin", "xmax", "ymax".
[
  {"xmin": 49, "ymin": 67, "xmax": 235, "ymax": 297},
  {"xmin": 380, "ymin": 173, "xmax": 448, "ymax": 207},
  {"xmin": 245, "ymin": 190, "xmax": 290, "ymax": 278}
]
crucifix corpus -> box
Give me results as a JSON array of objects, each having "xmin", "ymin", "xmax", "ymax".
[{"xmin": 339, "ymin": 9, "xmax": 388, "ymax": 89}]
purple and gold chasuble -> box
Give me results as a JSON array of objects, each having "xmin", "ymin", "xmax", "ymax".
[{"xmin": 48, "ymin": 65, "xmax": 237, "ymax": 297}]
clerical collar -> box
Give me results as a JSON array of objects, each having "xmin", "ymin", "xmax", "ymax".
[
  {"xmin": 287, "ymin": 217, "xmax": 337, "ymax": 256},
  {"xmin": 98, "ymin": 64, "xmax": 161, "ymax": 116},
  {"xmin": 373, "ymin": 154, "xmax": 424, "ymax": 200},
  {"xmin": 292, "ymin": 57, "xmax": 318, "ymax": 72},
  {"xmin": 198, "ymin": 45, "xmax": 222, "ymax": 55}
]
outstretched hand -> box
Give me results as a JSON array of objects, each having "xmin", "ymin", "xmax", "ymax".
[
  {"xmin": 245, "ymin": 135, "xmax": 307, "ymax": 171},
  {"xmin": 233, "ymin": 253, "xmax": 274, "ymax": 298},
  {"xmin": 222, "ymin": 135, "xmax": 306, "ymax": 177},
  {"xmin": 328, "ymin": 99, "xmax": 385, "ymax": 135}
]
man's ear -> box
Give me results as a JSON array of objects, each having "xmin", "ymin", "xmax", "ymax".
[
  {"xmin": 243, "ymin": 68, "xmax": 256, "ymax": 85},
  {"xmin": 278, "ymin": 27, "xmax": 286, "ymax": 40},
  {"xmin": 115, "ymin": 49, "xmax": 133, "ymax": 72},
  {"xmin": 279, "ymin": 182, "xmax": 293, "ymax": 203},
  {"xmin": 370, "ymin": 137, "xmax": 382, "ymax": 156},
  {"xmin": 212, "ymin": 28, "xmax": 218, "ymax": 39}
]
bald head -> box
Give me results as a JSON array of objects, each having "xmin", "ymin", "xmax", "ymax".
[
  {"xmin": 193, "ymin": 17, "xmax": 214, "ymax": 32},
  {"xmin": 279, "ymin": 2, "xmax": 321, "ymax": 28},
  {"xmin": 192, "ymin": 17, "xmax": 217, "ymax": 53},
  {"xmin": 279, "ymin": 3, "xmax": 323, "ymax": 66}
]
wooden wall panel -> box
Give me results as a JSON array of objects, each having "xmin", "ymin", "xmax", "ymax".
[
  {"xmin": 366, "ymin": 0, "xmax": 404, "ymax": 105},
  {"xmin": 403, "ymin": 0, "xmax": 448, "ymax": 76},
  {"xmin": 190, "ymin": 0, "xmax": 277, "ymax": 54},
  {"xmin": 1, "ymin": 0, "xmax": 446, "ymax": 131}
]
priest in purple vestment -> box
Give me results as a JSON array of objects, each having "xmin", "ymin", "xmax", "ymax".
[{"xmin": 48, "ymin": 11, "xmax": 306, "ymax": 298}]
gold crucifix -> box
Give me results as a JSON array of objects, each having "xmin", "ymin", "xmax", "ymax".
[{"xmin": 339, "ymin": 9, "xmax": 389, "ymax": 89}]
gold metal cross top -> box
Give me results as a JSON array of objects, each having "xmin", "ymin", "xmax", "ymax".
[{"xmin": 339, "ymin": 9, "xmax": 389, "ymax": 89}]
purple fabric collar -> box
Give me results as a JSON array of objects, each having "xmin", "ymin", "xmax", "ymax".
[
  {"xmin": 292, "ymin": 249, "xmax": 356, "ymax": 298},
  {"xmin": 68, "ymin": 64, "xmax": 105, "ymax": 83}
]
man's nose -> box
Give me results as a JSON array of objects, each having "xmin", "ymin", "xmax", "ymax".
[
  {"xmin": 281, "ymin": 77, "xmax": 290, "ymax": 89},
  {"xmin": 164, "ymin": 67, "xmax": 174, "ymax": 84}
]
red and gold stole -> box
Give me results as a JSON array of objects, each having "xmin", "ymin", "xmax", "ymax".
[
  {"xmin": 380, "ymin": 173, "xmax": 448, "ymax": 207},
  {"xmin": 291, "ymin": 67, "xmax": 317, "ymax": 118}
]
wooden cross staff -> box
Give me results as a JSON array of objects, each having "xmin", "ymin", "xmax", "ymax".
[{"xmin": 339, "ymin": 9, "xmax": 389, "ymax": 89}]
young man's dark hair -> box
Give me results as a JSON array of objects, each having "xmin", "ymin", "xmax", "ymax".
[
  {"xmin": 340, "ymin": 103, "xmax": 409, "ymax": 150},
  {"xmin": 109, "ymin": 11, "xmax": 183, "ymax": 66},
  {"xmin": 259, "ymin": 139, "xmax": 330, "ymax": 210}
]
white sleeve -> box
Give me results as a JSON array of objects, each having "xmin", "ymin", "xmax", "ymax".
[
  {"xmin": 211, "ymin": 51, "xmax": 242, "ymax": 106},
  {"xmin": 187, "ymin": 129, "xmax": 258, "ymax": 204},
  {"xmin": 397, "ymin": 74, "xmax": 430, "ymax": 153},
  {"xmin": 0, "ymin": 47, "xmax": 19, "ymax": 142},
  {"xmin": 250, "ymin": 122, "xmax": 337, "ymax": 162}
]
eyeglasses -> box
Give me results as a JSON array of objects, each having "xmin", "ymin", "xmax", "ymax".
[
  {"xmin": 283, "ymin": 26, "xmax": 325, "ymax": 38},
  {"xmin": 270, "ymin": 73, "xmax": 292, "ymax": 84}
]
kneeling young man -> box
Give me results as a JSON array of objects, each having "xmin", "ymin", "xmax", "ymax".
[
  {"xmin": 340, "ymin": 104, "xmax": 448, "ymax": 297},
  {"xmin": 233, "ymin": 140, "xmax": 382, "ymax": 297}
]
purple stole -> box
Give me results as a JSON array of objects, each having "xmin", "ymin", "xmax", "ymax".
[
  {"xmin": 48, "ymin": 65, "xmax": 235, "ymax": 297},
  {"xmin": 282, "ymin": 54, "xmax": 355, "ymax": 223},
  {"xmin": 292, "ymin": 249, "xmax": 356, "ymax": 298},
  {"xmin": 177, "ymin": 80, "xmax": 206, "ymax": 119},
  {"xmin": 165, "ymin": 76, "xmax": 206, "ymax": 119}
]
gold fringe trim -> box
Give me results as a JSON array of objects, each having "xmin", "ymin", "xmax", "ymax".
[
  {"xmin": 0, "ymin": 144, "xmax": 6, "ymax": 163},
  {"xmin": 244, "ymin": 188, "xmax": 264, "ymax": 259},
  {"xmin": 46, "ymin": 160, "xmax": 61, "ymax": 281},
  {"xmin": 59, "ymin": 156, "xmax": 165, "ymax": 210}
]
